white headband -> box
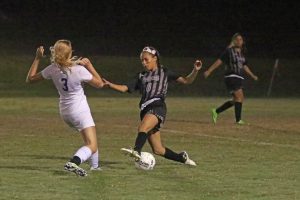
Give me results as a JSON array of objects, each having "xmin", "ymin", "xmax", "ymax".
[{"xmin": 142, "ymin": 47, "xmax": 157, "ymax": 55}]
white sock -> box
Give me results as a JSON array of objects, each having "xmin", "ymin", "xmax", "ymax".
[
  {"xmin": 89, "ymin": 149, "xmax": 99, "ymax": 168},
  {"xmin": 74, "ymin": 146, "xmax": 92, "ymax": 164}
]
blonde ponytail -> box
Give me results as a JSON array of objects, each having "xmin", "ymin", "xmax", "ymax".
[{"xmin": 50, "ymin": 40, "xmax": 79, "ymax": 71}]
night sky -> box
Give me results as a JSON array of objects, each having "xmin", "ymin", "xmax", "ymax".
[{"xmin": 0, "ymin": 0, "xmax": 299, "ymax": 57}]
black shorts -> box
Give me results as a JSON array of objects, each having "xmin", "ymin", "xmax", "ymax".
[
  {"xmin": 140, "ymin": 102, "xmax": 167, "ymax": 134},
  {"xmin": 225, "ymin": 77, "xmax": 244, "ymax": 94}
]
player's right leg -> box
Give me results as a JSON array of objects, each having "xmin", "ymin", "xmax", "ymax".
[
  {"xmin": 212, "ymin": 100, "xmax": 234, "ymax": 123},
  {"xmin": 121, "ymin": 114, "xmax": 158, "ymax": 160}
]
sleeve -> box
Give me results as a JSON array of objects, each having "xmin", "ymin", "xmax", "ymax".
[
  {"xmin": 243, "ymin": 57, "xmax": 248, "ymax": 66},
  {"xmin": 167, "ymin": 69, "xmax": 181, "ymax": 82},
  {"xmin": 78, "ymin": 66, "xmax": 93, "ymax": 82},
  {"xmin": 219, "ymin": 48, "xmax": 229, "ymax": 63},
  {"xmin": 125, "ymin": 73, "xmax": 140, "ymax": 93},
  {"xmin": 41, "ymin": 65, "xmax": 53, "ymax": 80}
]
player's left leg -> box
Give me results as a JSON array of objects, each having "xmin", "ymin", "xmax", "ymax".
[
  {"xmin": 233, "ymin": 88, "xmax": 245, "ymax": 124},
  {"xmin": 80, "ymin": 129, "xmax": 101, "ymax": 170},
  {"xmin": 148, "ymin": 131, "xmax": 196, "ymax": 166},
  {"xmin": 65, "ymin": 126, "xmax": 99, "ymax": 176}
]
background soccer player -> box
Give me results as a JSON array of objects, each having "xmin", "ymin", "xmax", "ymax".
[
  {"xmin": 26, "ymin": 40, "xmax": 104, "ymax": 176},
  {"xmin": 104, "ymin": 46, "xmax": 202, "ymax": 166},
  {"xmin": 204, "ymin": 33, "xmax": 258, "ymax": 124}
]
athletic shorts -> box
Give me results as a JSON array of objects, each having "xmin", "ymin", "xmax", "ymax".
[
  {"xmin": 61, "ymin": 110, "xmax": 95, "ymax": 132},
  {"xmin": 140, "ymin": 102, "xmax": 167, "ymax": 134},
  {"xmin": 225, "ymin": 77, "xmax": 244, "ymax": 94}
]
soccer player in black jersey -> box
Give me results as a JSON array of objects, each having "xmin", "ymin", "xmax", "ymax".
[
  {"xmin": 204, "ymin": 33, "xmax": 258, "ymax": 125},
  {"xmin": 104, "ymin": 46, "xmax": 202, "ymax": 166}
]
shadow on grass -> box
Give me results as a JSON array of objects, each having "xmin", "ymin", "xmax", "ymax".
[
  {"xmin": 99, "ymin": 160, "xmax": 126, "ymax": 170},
  {"xmin": 13, "ymin": 154, "xmax": 70, "ymax": 160},
  {"xmin": 0, "ymin": 165, "xmax": 51, "ymax": 171}
]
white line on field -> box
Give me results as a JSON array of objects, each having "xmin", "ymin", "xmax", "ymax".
[
  {"xmin": 163, "ymin": 129, "xmax": 300, "ymax": 150},
  {"xmin": 114, "ymin": 125, "xmax": 300, "ymax": 150}
]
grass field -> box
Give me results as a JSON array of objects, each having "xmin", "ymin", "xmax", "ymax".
[{"xmin": 0, "ymin": 97, "xmax": 299, "ymax": 200}]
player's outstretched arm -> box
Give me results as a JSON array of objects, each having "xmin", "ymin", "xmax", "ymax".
[
  {"xmin": 26, "ymin": 46, "xmax": 45, "ymax": 83},
  {"xmin": 78, "ymin": 58, "xmax": 104, "ymax": 88},
  {"xmin": 243, "ymin": 65, "xmax": 258, "ymax": 81},
  {"xmin": 176, "ymin": 60, "xmax": 202, "ymax": 85},
  {"xmin": 204, "ymin": 59, "xmax": 222, "ymax": 78},
  {"xmin": 103, "ymin": 79, "xmax": 129, "ymax": 93}
]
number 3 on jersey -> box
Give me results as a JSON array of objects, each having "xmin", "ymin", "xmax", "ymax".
[{"xmin": 61, "ymin": 78, "xmax": 69, "ymax": 91}]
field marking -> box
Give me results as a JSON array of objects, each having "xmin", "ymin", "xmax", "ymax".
[
  {"xmin": 114, "ymin": 125, "xmax": 300, "ymax": 150},
  {"xmin": 163, "ymin": 129, "xmax": 300, "ymax": 150}
]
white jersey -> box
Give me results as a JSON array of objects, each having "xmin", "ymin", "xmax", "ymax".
[{"xmin": 41, "ymin": 63, "xmax": 93, "ymax": 115}]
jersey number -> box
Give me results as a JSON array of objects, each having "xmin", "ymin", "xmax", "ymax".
[{"xmin": 61, "ymin": 78, "xmax": 69, "ymax": 91}]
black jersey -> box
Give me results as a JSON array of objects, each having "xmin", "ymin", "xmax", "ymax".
[
  {"xmin": 220, "ymin": 47, "xmax": 248, "ymax": 79},
  {"xmin": 126, "ymin": 66, "xmax": 180, "ymax": 108}
]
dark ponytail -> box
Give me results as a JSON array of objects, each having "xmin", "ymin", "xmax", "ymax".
[{"xmin": 230, "ymin": 33, "xmax": 247, "ymax": 54}]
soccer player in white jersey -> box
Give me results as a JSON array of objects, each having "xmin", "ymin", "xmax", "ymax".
[{"xmin": 26, "ymin": 40, "xmax": 104, "ymax": 176}]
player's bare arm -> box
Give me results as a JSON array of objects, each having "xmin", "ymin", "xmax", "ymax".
[
  {"xmin": 103, "ymin": 79, "xmax": 129, "ymax": 92},
  {"xmin": 176, "ymin": 60, "xmax": 202, "ymax": 84},
  {"xmin": 243, "ymin": 65, "xmax": 258, "ymax": 80},
  {"xmin": 204, "ymin": 59, "xmax": 223, "ymax": 78},
  {"xmin": 77, "ymin": 58, "xmax": 104, "ymax": 88},
  {"xmin": 26, "ymin": 46, "xmax": 45, "ymax": 83}
]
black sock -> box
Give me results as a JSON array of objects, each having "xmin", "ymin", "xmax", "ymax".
[
  {"xmin": 164, "ymin": 147, "xmax": 185, "ymax": 163},
  {"xmin": 216, "ymin": 100, "xmax": 234, "ymax": 114},
  {"xmin": 70, "ymin": 156, "xmax": 81, "ymax": 166},
  {"xmin": 133, "ymin": 132, "xmax": 148, "ymax": 153},
  {"xmin": 234, "ymin": 102, "xmax": 242, "ymax": 122}
]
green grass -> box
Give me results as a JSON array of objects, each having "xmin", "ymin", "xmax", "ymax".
[{"xmin": 0, "ymin": 97, "xmax": 299, "ymax": 200}]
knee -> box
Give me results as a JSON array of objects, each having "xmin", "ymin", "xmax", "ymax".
[
  {"xmin": 138, "ymin": 125, "xmax": 150, "ymax": 133},
  {"xmin": 234, "ymin": 96, "xmax": 244, "ymax": 103},
  {"xmin": 152, "ymin": 147, "xmax": 165, "ymax": 156},
  {"xmin": 87, "ymin": 144, "xmax": 98, "ymax": 153}
]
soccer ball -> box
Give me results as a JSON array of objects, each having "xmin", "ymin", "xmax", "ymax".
[{"xmin": 135, "ymin": 152, "xmax": 156, "ymax": 170}]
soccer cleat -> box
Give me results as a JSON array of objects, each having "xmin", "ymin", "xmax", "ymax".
[
  {"xmin": 64, "ymin": 161, "xmax": 87, "ymax": 177},
  {"xmin": 181, "ymin": 151, "xmax": 197, "ymax": 166},
  {"xmin": 121, "ymin": 147, "xmax": 141, "ymax": 161},
  {"xmin": 236, "ymin": 120, "xmax": 246, "ymax": 125},
  {"xmin": 211, "ymin": 108, "xmax": 218, "ymax": 124},
  {"xmin": 90, "ymin": 166, "xmax": 103, "ymax": 171}
]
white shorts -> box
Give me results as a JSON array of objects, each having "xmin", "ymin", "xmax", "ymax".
[{"xmin": 61, "ymin": 111, "xmax": 95, "ymax": 132}]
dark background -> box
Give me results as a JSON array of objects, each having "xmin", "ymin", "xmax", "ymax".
[
  {"xmin": 1, "ymin": 0, "xmax": 299, "ymax": 58},
  {"xmin": 0, "ymin": 0, "xmax": 299, "ymax": 97}
]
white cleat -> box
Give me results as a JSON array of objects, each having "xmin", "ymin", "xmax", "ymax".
[
  {"xmin": 121, "ymin": 147, "xmax": 141, "ymax": 161},
  {"xmin": 64, "ymin": 161, "xmax": 88, "ymax": 177},
  {"xmin": 90, "ymin": 166, "xmax": 103, "ymax": 171},
  {"xmin": 181, "ymin": 151, "xmax": 197, "ymax": 166}
]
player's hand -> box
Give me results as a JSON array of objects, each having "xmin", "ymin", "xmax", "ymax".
[
  {"xmin": 35, "ymin": 46, "xmax": 44, "ymax": 59},
  {"xmin": 253, "ymin": 75, "xmax": 258, "ymax": 81},
  {"xmin": 204, "ymin": 70, "xmax": 210, "ymax": 78},
  {"xmin": 78, "ymin": 58, "xmax": 92, "ymax": 67},
  {"xmin": 194, "ymin": 60, "xmax": 202, "ymax": 71}
]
